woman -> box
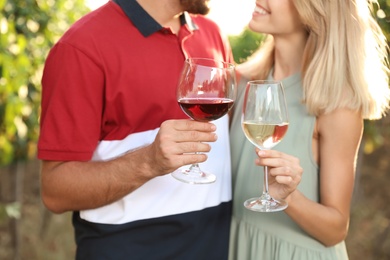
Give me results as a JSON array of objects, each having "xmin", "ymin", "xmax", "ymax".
[{"xmin": 229, "ymin": 0, "xmax": 389, "ymax": 259}]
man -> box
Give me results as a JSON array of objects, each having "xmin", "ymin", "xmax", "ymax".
[{"xmin": 38, "ymin": 0, "xmax": 233, "ymax": 259}]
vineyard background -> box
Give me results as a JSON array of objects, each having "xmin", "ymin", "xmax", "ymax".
[{"xmin": 1, "ymin": 0, "xmax": 390, "ymax": 259}]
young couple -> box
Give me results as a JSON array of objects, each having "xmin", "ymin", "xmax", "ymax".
[{"xmin": 38, "ymin": 0, "xmax": 389, "ymax": 259}]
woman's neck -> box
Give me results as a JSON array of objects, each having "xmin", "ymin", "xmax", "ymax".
[{"xmin": 273, "ymin": 32, "xmax": 307, "ymax": 81}]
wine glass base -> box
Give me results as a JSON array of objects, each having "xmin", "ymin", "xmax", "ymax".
[
  {"xmin": 171, "ymin": 169, "xmax": 216, "ymax": 184},
  {"xmin": 244, "ymin": 197, "xmax": 287, "ymax": 212}
]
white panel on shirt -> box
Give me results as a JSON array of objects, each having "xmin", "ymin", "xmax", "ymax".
[{"xmin": 80, "ymin": 116, "xmax": 232, "ymax": 224}]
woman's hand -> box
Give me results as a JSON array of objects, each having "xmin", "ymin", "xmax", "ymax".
[{"xmin": 255, "ymin": 148, "xmax": 303, "ymax": 201}]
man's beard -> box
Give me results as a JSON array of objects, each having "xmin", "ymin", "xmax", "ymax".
[{"xmin": 180, "ymin": 0, "xmax": 210, "ymax": 15}]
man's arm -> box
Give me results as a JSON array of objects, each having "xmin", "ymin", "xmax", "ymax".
[{"xmin": 41, "ymin": 119, "xmax": 217, "ymax": 213}]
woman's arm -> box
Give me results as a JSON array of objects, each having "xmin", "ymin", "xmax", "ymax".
[{"xmin": 284, "ymin": 108, "xmax": 363, "ymax": 246}]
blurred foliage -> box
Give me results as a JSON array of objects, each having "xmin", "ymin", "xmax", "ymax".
[
  {"xmin": 229, "ymin": 29, "xmax": 265, "ymax": 64},
  {"xmin": 0, "ymin": 202, "xmax": 20, "ymax": 220},
  {"xmin": 0, "ymin": 0, "xmax": 89, "ymax": 166},
  {"xmin": 229, "ymin": 0, "xmax": 390, "ymax": 154},
  {"xmin": 374, "ymin": 0, "xmax": 390, "ymax": 41},
  {"xmin": 363, "ymin": 0, "xmax": 389, "ymax": 153}
]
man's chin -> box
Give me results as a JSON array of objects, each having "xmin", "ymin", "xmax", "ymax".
[{"xmin": 181, "ymin": 0, "xmax": 210, "ymax": 15}]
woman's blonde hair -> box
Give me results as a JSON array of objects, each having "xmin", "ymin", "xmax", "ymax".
[{"xmin": 238, "ymin": 0, "xmax": 390, "ymax": 119}]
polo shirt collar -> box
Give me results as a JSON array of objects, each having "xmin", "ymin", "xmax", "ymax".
[{"xmin": 112, "ymin": 0, "xmax": 198, "ymax": 37}]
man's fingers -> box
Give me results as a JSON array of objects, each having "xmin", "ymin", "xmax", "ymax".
[
  {"xmin": 160, "ymin": 120, "xmax": 218, "ymax": 143},
  {"xmin": 164, "ymin": 119, "xmax": 216, "ymax": 132}
]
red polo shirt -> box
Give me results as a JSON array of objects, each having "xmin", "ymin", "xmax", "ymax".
[
  {"xmin": 38, "ymin": 0, "xmax": 233, "ymax": 161},
  {"xmin": 37, "ymin": 1, "xmax": 234, "ymax": 259}
]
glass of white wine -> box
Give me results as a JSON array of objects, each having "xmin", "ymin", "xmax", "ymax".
[{"xmin": 241, "ymin": 80, "xmax": 289, "ymax": 212}]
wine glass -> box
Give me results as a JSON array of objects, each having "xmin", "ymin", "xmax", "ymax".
[
  {"xmin": 172, "ymin": 57, "xmax": 236, "ymax": 184},
  {"xmin": 241, "ymin": 80, "xmax": 289, "ymax": 212}
]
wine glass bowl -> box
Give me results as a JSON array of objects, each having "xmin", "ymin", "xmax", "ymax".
[
  {"xmin": 178, "ymin": 99, "xmax": 234, "ymax": 122},
  {"xmin": 242, "ymin": 80, "xmax": 289, "ymax": 212},
  {"xmin": 172, "ymin": 58, "xmax": 236, "ymax": 184}
]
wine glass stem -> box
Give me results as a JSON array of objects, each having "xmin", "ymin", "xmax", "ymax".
[
  {"xmin": 189, "ymin": 163, "xmax": 201, "ymax": 173},
  {"xmin": 262, "ymin": 165, "xmax": 271, "ymax": 199},
  {"xmin": 189, "ymin": 151, "xmax": 201, "ymax": 174}
]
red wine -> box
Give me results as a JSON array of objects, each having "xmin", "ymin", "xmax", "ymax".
[
  {"xmin": 178, "ymin": 98, "xmax": 234, "ymax": 121},
  {"xmin": 242, "ymin": 121, "xmax": 289, "ymax": 149}
]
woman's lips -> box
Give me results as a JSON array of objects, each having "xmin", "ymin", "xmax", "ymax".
[{"xmin": 253, "ymin": 5, "xmax": 269, "ymax": 15}]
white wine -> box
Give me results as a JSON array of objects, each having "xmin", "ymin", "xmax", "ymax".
[{"xmin": 242, "ymin": 121, "xmax": 289, "ymax": 149}]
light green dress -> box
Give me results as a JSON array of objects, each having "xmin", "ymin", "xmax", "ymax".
[{"xmin": 229, "ymin": 73, "xmax": 349, "ymax": 260}]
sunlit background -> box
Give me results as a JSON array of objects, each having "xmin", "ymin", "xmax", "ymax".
[{"xmin": 86, "ymin": 0, "xmax": 254, "ymax": 35}]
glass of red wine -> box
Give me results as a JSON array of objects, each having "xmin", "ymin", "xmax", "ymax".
[
  {"xmin": 242, "ymin": 80, "xmax": 289, "ymax": 212},
  {"xmin": 172, "ymin": 57, "xmax": 236, "ymax": 184}
]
